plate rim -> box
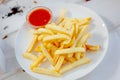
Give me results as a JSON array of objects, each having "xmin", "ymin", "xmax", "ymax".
[{"xmin": 15, "ymin": 2, "xmax": 109, "ymax": 80}]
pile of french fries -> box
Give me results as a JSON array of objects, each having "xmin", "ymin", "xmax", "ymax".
[{"xmin": 22, "ymin": 9, "xmax": 100, "ymax": 76}]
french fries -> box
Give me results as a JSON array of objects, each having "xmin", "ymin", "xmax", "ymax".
[
  {"xmin": 68, "ymin": 25, "xmax": 89, "ymax": 58},
  {"xmin": 22, "ymin": 9, "xmax": 100, "ymax": 76},
  {"xmin": 40, "ymin": 43, "xmax": 54, "ymax": 65},
  {"xmin": 54, "ymin": 56, "xmax": 65, "ymax": 71}
]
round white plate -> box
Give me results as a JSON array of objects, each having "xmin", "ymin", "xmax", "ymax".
[{"xmin": 15, "ymin": 2, "xmax": 109, "ymax": 80}]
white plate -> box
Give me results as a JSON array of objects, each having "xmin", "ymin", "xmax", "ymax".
[{"xmin": 15, "ymin": 2, "xmax": 109, "ymax": 80}]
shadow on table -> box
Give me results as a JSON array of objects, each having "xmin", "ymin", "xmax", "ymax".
[{"xmin": 0, "ymin": 39, "xmax": 20, "ymax": 73}]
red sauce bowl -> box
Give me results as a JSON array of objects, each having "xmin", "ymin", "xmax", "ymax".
[{"xmin": 27, "ymin": 7, "xmax": 52, "ymax": 28}]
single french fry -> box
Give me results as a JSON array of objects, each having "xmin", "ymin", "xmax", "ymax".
[
  {"xmin": 27, "ymin": 35, "xmax": 38, "ymax": 52},
  {"xmin": 22, "ymin": 52, "xmax": 37, "ymax": 61},
  {"xmin": 75, "ymin": 23, "xmax": 79, "ymax": 38},
  {"xmin": 60, "ymin": 58, "xmax": 90, "ymax": 74},
  {"xmin": 43, "ymin": 34, "xmax": 70, "ymax": 42},
  {"xmin": 33, "ymin": 67, "xmax": 61, "ymax": 76},
  {"xmin": 73, "ymin": 24, "xmax": 76, "ymax": 38},
  {"xmin": 30, "ymin": 28, "xmax": 53, "ymax": 35},
  {"xmin": 54, "ymin": 56, "xmax": 65, "ymax": 71},
  {"xmin": 73, "ymin": 25, "xmax": 89, "ymax": 47},
  {"xmin": 55, "ymin": 47, "xmax": 85, "ymax": 55},
  {"xmin": 30, "ymin": 54, "xmax": 45, "ymax": 70},
  {"xmin": 46, "ymin": 24, "xmax": 72, "ymax": 37},
  {"xmin": 56, "ymin": 8, "xmax": 67, "ymax": 24},
  {"xmin": 86, "ymin": 44, "xmax": 100, "ymax": 51},
  {"xmin": 78, "ymin": 19, "xmax": 90, "ymax": 26},
  {"xmin": 86, "ymin": 17, "xmax": 92, "ymax": 21},
  {"xmin": 41, "ymin": 44, "xmax": 54, "ymax": 65},
  {"xmin": 61, "ymin": 23, "xmax": 74, "ymax": 46},
  {"xmin": 80, "ymin": 45, "xmax": 86, "ymax": 58},
  {"xmin": 63, "ymin": 18, "xmax": 73, "ymax": 30},
  {"xmin": 53, "ymin": 55, "xmax": 60, "ymax": 66},
  {"xmin": 78, "ymin": 26, "xmax": 81, "ymax": 36},
  {"xmin": 37, "ymin": 28, "xmax": 53, "ymax": 34},
  {"xmin": 77, "ymin": 17, "xmax": 92, "ymax": 24},
  {"xmin": 58, "ymin": 18, "xmax": 67, "ymax": 27}
]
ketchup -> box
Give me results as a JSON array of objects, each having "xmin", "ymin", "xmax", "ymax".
[{"xmin": 28, "ymin": 7, "xmax": 52, "ymax": 28}]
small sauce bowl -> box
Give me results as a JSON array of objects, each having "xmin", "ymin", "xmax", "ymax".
[{"xmin": 27, "ymin": 6, "xmax": 52, "ymax": 28}]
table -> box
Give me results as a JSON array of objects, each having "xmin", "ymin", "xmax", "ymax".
[{"xmin": 0, "ymin": 0, "xmax": 120, "ymax": 80}]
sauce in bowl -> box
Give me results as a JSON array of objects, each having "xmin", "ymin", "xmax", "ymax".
[{"xmin": 27, "ymin": 7, "xmax": 52, "ymax": 28}]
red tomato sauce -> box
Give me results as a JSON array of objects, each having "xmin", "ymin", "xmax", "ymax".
[{"xmin": 28, "ymin": 8, "xmax": 51, "ymax": 27}]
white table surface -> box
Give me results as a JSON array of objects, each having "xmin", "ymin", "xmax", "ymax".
[{"xmin": 0, "ymin": 0, "xmax": 120, "ymax": 80}]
